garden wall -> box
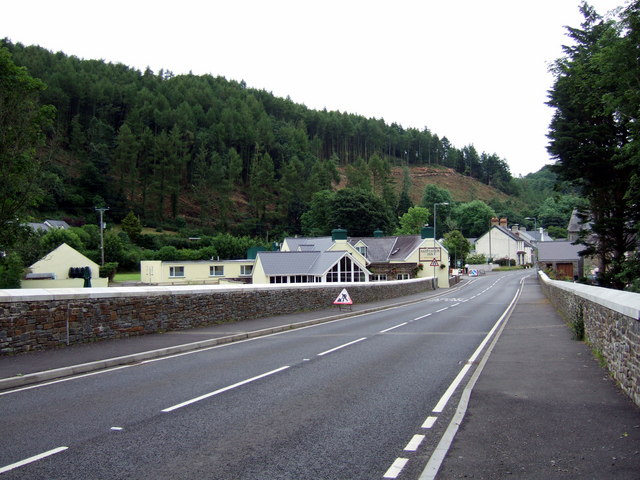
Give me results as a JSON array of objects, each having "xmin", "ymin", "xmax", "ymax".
[
  {"xmin": 0, "ymin": 277, "xmax": 436, "ymax": 355},
  {"xmin": 539, "ymin": 271, "xmax": 640, "ymax": 407}
]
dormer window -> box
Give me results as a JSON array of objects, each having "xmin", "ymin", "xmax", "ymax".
[{"xmin": 356, "ymin": 246, "xmax": 368, "ymax": 257}]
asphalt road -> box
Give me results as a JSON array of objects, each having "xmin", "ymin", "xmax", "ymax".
[{"xmin": 0, "ymin": 270, "xmax": 530, "ymax": 479}]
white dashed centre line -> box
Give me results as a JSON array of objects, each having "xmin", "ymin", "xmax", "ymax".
[
  {"xmin": 0, "ymin": 447, "xmax": 68, "ymax": 474},
  {"xmin": 422, "ymin": 416, "xmax": 437, "ymax": 429},
  {"xmin": 380, "ymin": 323, "xmax": 408, "ymax": 333},
  {"xmin": 162, "ymin": 366, "xmax": 290, "ymax": 412},
  {"xmin": 404, "ymin": 434, "xmax": 425, "ymax": 451},
  {"xmin": 317, "ymin": 337, "xmax": 367, "ymax": 356},
  {"xmin": 383, "ymin": 458, "xmax": 409, "ymax": 479}
]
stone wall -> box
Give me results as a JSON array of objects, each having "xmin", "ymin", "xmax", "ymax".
[
  {"xmin": 539, "ymin": 271, "xmax": 640, "ymax": 407},
  {"xmin": 0, "ymin": 278, "xmax": 436, "ymax": 355}
]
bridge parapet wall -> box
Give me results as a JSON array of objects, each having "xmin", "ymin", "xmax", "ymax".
[
  {"xmin": 539, "ymin": 271, "xmax": 640, "ymax": 407},
  {"xmin": 0, "ymin": 278, "xmax": 435, "ymax": 355}
]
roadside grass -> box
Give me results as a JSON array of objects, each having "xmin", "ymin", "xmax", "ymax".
[{"xmin": 112, "ymin": 272, "xmax": 141, "ymax": 283}]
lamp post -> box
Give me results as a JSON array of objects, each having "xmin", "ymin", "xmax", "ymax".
[
  {"xmin": 433, "ymin": 202, "xmax": 449, "ymax": 241},
  {"xmin": 95, "ymin": 207, "xmax": 109, "ymax": 266}
]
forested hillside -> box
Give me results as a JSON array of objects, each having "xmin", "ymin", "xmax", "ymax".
[{"xmin": 3, "ymin": 39, "xmax": 518, "ymax": 236}]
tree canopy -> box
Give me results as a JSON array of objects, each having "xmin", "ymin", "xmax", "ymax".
[{"xmin": 547, "ymin": 1, "xmax": 639, "ymax": 288}]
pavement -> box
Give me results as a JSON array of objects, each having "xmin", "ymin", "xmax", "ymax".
[
  {"xmin": 434, "ymin": 274, "xmax": 640, "ymax": 479},
  {"xmin": 1, "ymin": 275, "xmax": 639, "ymax": 479}
]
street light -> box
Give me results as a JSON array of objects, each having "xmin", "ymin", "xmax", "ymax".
[
  {"xmin": 433, "ymin": 202, "xmax": 449, "ymax": 240},
  {"xmin": 95, "ymin": 206, "xmax": 109, "ymax": 266}
]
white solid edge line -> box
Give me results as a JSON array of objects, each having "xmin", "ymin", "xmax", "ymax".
[
  {"xmin": 383, "ymin": 457, "xmax": 409, "ymax": 479},
  {"xmin": 0, "ymin": 446, "xmax": 68, "ymax": 474},
  {"xmin": 432, "ymin": 274, "xmax": 524, "ymax": 413},
  {"xmin": 419, "ymin": 275, "xmax": 528, "ymax": 480},
  {"xmin": 317, "ymin": 337, "xmax": 367, "ymax": 356},
  {"xmin": 162, "ymin": 366, "xmax": 290, "ymax": 412}
]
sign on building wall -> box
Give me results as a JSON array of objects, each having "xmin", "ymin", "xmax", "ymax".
[{"xmin": 419, "ymin": 247, "xmax": 441, "ymax": 261}]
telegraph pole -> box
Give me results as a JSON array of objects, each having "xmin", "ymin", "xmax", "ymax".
[{"xmin": 95, "ymin": 207, "xmax": 109, "ymax": 266}]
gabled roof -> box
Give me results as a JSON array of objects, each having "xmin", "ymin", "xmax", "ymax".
[
  {"xmin": 44, "ymin": 219, "xmax": 70, "ymax": 229},
  {"xmin": 568, "ymin": 209, "xmax": 591, "ymax": 233},
  {"xmin": 537, "ymin": 241, "xmax": 585, "ymax": 261},
  {"xmin": 491, "ymin": 226, "xmax": 534, "ymax": 248},
  {"xmin": 347, "ymin": 235, "xmax": 425, "ymax": 262},
  {"xmin": 284, "ymin": 236, "xmax": 335, "ymax": 252},
  {"xmin": 256, "ymin": 250, "xmax": 355, "ymax": 276}
]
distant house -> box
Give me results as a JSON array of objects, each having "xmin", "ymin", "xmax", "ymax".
[
  {"xmin": 140, "ymin": 259, "xmax": 257, "ymax": 285},
  {"xmin": 252, "ymin": 250, "xmax": 370, "ymax": 284},
  {"xmin": 26, "ymin": 219, "xmax": 71, "ymax": 233},
  {"xmin": 474, "ymin": 219, "xmax": 534, "ymax": 265},
  {"xmin": 281, "ymin": 227, "xmax": 451, "ymax": 287},
  {"xmin": 537, "ymin": 241, "xmax": 584, "ymax": 279},
  {"xmin": 141, "ymin": 228, "xmax": 452, "ymax": 288},
  {"xmin": 23, "ymin": 243, "xmax": 108, "ymax": 288}
]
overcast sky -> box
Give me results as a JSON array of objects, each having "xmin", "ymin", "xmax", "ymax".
[{"xmin": 2, "ymin": 0, "xmax": 626, "ymax": 176}]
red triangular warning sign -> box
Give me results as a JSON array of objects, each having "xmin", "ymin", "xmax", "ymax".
[
  {"xmin": 333, "ymin": 288, "xmax": 353, "ymax": 305},
  {"xmin": 430, "ymin": 257, "xmax": 440, "ymax": 267}
]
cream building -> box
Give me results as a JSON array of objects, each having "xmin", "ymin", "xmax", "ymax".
[{"xmin": 23, "ymin": 243, "xmax": 108, "ymax": 288}]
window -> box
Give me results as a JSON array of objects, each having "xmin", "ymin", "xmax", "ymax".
[
  {"xmin": 326, "ymin": 256, "xmax": 366, "ymax": 282},
  {"xmin": 240, "ymin": 265, "xmax": 253, "ymax": 276},
  {"xmin": 397, "ymin": 273, "xmax": 410, "ymax": 280},
  {"xmin": 169, "ymin": 266, "xmax": 184, "ymax": 278},
  {"xmin": 210, "ymin": 265, "xmax": 224, "ymax": 276},
  {"xmin": 371, "ymin": 274, "xmax": 387, "ymax": 281},
  {"xmin": 356, "ymin": 246, "xmax": 368, "ymax": 257}
]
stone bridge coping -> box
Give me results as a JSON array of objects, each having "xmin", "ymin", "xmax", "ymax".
[
  {"xmin": 539, "ymin": 271, "xmax": 640, "ymax": 320},
  {"xmin": 0, "ymin": 277, "xmax": 435, "ymax": 303}
]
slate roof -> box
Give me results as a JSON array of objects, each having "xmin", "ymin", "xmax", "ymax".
[
  {"xmin": 568, "ymin": 209, "xmax": 591, "ymax": 233},
  {"xmin": 256, "ymin": 250, "xmax": 349, "ymax": 276},
  {"xmin": 284, "ymin": 236, "xmax": 335, "ymax": 252},
  {"xmin": 348, "ymin": 235, "xmax": 425, "ymax": 262},
  {"xmin": 493, "ymin": 226, "xmax": 534, "ymax": 248},
  {"xmin": 537, "ymin": 241, "xmax": 585, "ymax": 261}
]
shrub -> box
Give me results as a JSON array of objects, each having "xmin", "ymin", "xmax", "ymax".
[{"xmin": 99, "ymin": 262, "xmax": 119, "ymax": 280}]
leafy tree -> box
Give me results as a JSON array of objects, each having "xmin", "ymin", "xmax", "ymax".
[
  {"xmin": 0, "ymin": 47, "xmax": 55, "ymax": 251},
  {"xmin": 421, "ymin": 184, "xmax": 453, "ymax": 237},
  {"xmin": 0, "ymin": 252, "xmax": 24, "ymax": 288},
  {"xmin": 395, "ymin": 206, "xmax": 430, "ymax": 235},
  {"xmin": 331, "ymin": 188, "xmax": 394, "ymax": 236},
  {"xmin": 301, "ymin": 190, "xmax": 335, "ymax": 236},
  {"xmin": 40, "ymin": 228, "xmax": 84, "ymax": 254},
  {"xmin": 453, "ymin": 200, "xmax": 496, "ymax": 237},
  {"xmin": 345, "ymin": 157, "xmax": 371, "ymax": 191},
  {"xmin": 442, "ymin": 230, "xmax": 471, "ymax": 267},
  {"xmin": 547, "ymin": 226, "xmax": 568, "ymax": 239},
  {"xmin": 121, "ymin": 210, "xmax": 142, "ymax": 244}
]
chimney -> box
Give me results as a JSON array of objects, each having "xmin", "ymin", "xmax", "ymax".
[
  {"xmin": 373, "ymin": 228, "xmax": 384, "ymax": 238},
  {"xmin": 421, "ymin": 225, "xmax": 434, "ymax": 239},
  {"xmin": 499, "ymin": 218, "xmax": 507, "ymax": 227},
  {"xmin": 331, "ymin": 228, "xmax": 348, "ymax": 242},
  {"xmin": 511, "ymin": 224, "xmax": 519, "ymax": 233},
  {"xmin": 491, "ymin": 217, "xmax": 499, "ymax": 226}
]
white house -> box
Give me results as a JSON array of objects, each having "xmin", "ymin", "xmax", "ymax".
[{"xmin": 474, "ymin": 221, "xmax": 534, "ymax": 266}]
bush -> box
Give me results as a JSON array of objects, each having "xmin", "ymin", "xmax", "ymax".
[
  {"xmin": 0, "ymin": 252, "xmax": 24, "ymax": 288},
  {"xmin": 465, "ymin": 253, "xmax": 486, "ymax": 264},
  {"xmin": 99, "ymin": 262, "xmax": 119, "ymax": 280}
]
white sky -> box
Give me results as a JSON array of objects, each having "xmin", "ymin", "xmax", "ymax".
[{"xmin": 1, "ymin": 0, "xmax": 626, "ymax": 176}]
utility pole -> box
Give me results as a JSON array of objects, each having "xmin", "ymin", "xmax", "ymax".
[{"xmin": 96, "ymin": 207, "xmax": 109, "ymax": 266}]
